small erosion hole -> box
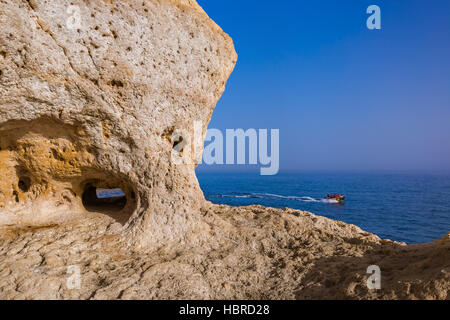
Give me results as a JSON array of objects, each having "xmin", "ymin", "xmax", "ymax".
[
  {"xmin": 108, "ymin": 79, "xmax": 124, "ymax": 88},
  {"xmin": 18, "ymin": 177, "xmax": 31, "ymax": 192},
  {"xmin": 13, "ymin": 191, "xmax": 19, "ymax": 203}
]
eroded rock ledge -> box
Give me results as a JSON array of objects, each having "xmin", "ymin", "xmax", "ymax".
[
  {"xmin": 0, "ymin": 0, "xmax": 448, "ymax": 300},
  {"xmin": 0, "ymin": 204, "xmax": 448, "ymax": 299}
]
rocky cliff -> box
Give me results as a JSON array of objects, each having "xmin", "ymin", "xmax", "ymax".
[
  {"xmin": 0, "ymin": 0, "xmax": 448, "ymax": 300},
  {"xmin": 0, "ymin": 0, "xmax": 236, "ymax": 248}
]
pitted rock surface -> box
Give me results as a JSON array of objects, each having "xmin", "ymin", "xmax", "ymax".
[{"xmin": 0, "ymin": 0, "xmax": 236, "ymax": 248}]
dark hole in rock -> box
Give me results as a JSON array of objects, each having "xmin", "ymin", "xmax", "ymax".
[
  {"xmin": 82, "ymin": 184, "xmax": 132, "ymax": 225},
  {"xmin": 18, "ymin": 177, "xmax": 31, "ymax": 192},
  {"xmin": 13, "ymin": 191, "xmax": 19, "ymax": 203},
  {"xmin": 173, "ymin": 136, "xmax": 186, "ymax": 155},
  {"xmin": 108, "ymin": 79, "xmax": 124, "ymax": 87}
]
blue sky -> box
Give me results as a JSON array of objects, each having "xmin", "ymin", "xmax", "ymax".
[{"xmin": 196, "ymin": 0, "xmax": 450, "ymax": 173}]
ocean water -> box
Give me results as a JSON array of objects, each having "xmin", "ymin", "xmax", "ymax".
[{"xmin": 196, "ymin": 172, "xmax": 450, "ymax": 244}]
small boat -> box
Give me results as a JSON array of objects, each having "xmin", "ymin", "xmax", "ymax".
[{"xmin": 327, "ymin": 194, "xmax": 346, "ymax": 204}]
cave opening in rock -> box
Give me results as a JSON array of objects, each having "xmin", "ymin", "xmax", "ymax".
[
  {"xmin": 78, "ymin": 177, "xmax": 136, "ymax": 225},
  {"xmin": 82, "ymin": 184, "xmax": 127, "ymax": 213}
]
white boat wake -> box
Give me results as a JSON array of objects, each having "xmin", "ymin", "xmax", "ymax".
[{"xmin": 209, "ymin": 193, "xmax": 340, "ymax": 204}]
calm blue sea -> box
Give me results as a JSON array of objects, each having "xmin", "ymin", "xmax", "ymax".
[{"xmin": 196, "ymin": 172, "xmax": 450, "ymax": 244}]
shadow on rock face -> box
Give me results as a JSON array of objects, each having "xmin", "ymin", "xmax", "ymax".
[{"xmin": 295, "ymin": 236, "xmax": 450, "ymax": 300}]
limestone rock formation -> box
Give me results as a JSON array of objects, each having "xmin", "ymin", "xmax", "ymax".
[
  {"xmin": 0, "ymin": 205, "xmax": 448, "ymax": 299},
  {"xmin": 0, "ymin": 0, "xmax": 448, "ymax": 300},
  {"xmin": 0, "ymin": 0, "xmax": 236, "ymax": 248}
]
